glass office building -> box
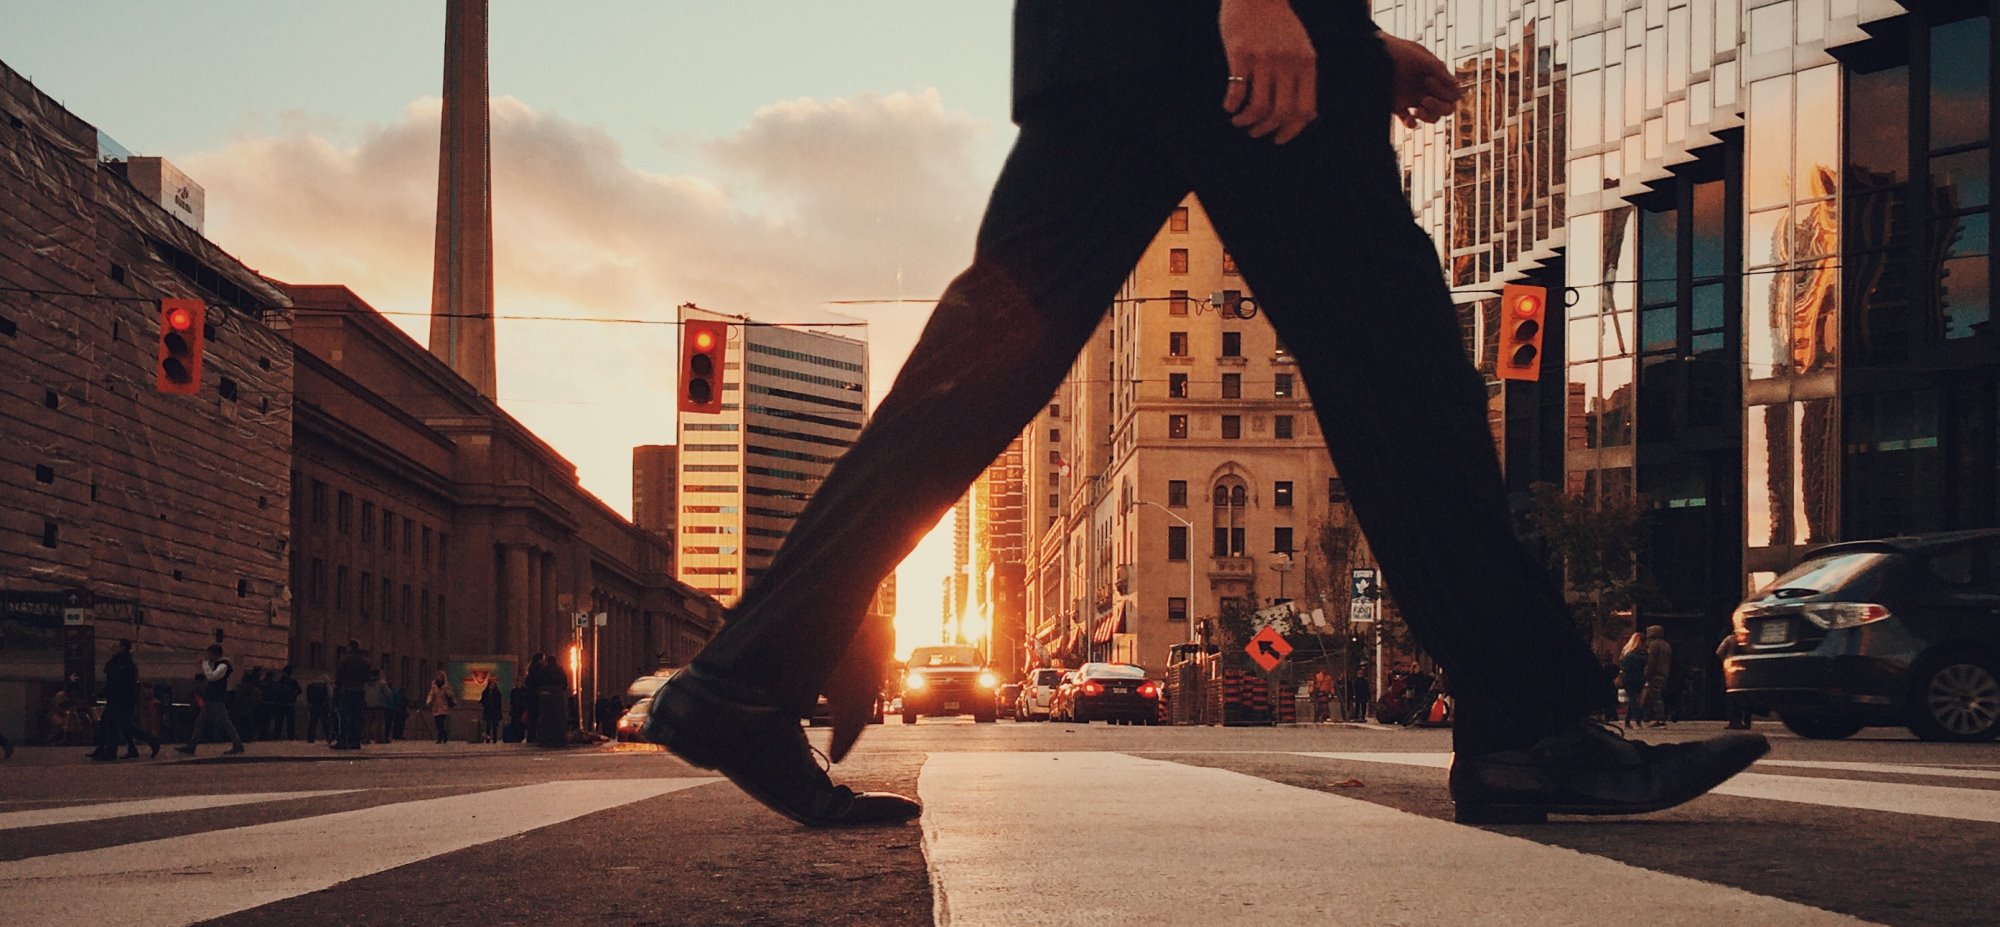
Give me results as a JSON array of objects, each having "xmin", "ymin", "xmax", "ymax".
[{"xmin": 1377, "ymin": 0, "xmax": 2000, "ymax": 635}]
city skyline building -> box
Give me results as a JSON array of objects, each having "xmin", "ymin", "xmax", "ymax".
[
  {"xmin": 673, "ymin": 305, "xmax": 870, "ymax": 606},
  {"xmin": 632, "ymin": 444, "xmax": 680, "ymax": 557}
]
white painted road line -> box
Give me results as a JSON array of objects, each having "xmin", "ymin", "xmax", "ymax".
[
  {"xmin": 1298, "ymin": 753, "xmax": 2000, "ymax": 823},
  {"xmin": 0, "ymin": 791, "xmax": 361, "ymax": 831},
  {"xmin": 0, "ymin": 777, "xmax": 722, "ymax": 927},
  {"xmin": 920, "ymin": 752, "xmax": 1875, "ymax": 927},
  {"xmin": 1756, "ymin": 759, "xmax": 2000, "ymax": 782}
]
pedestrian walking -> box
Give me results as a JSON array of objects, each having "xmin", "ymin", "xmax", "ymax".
[
  {"xmin": 1310, "ymin": 669, "xmax": 1335, "ymax": 723},
  {"xmin": 387, "ymin": 682, "xmax": 409, "ymax": 741},
  {"xmin": 425, "ymin": 672, "xmax": 457, "ymax": 744},
  {"xmin": 635, "ymin": 0, "xmax": 1767, "ymax": 829},
  {"xmin": 364, "ymin": 671, "xmax": 390, "ymax": 744},
  {"xmin": 1716, "ymin": 633, "xmax": 1753, "ymax": 729},
  {"xmin": 89, "ymin": 638, "xmax": 161, "ymax": 761},
  {"xmin": 1618, "ymin": 632, "xmax": 1648, "ymax": 727},
  {"xmin": 480, "ymin": 678, "xmax": 503, "ymax": 744},
  {"xmin": 304, "ymin": 674, "xmax": 333, "ymax": 743},
  {"xmin": 176, "ymin": 644, "xmax": 245, "ymax": 756},
  {"xmin": 522, "ymin": 653, "xmax": 547, "ymax": 736},
  {"xmin": 1641, "ymin": 626, "xmax": 1674, "ymax": 727},
  {"xmin": 236, "ymin": 667, "xmax": 265, "ymax": 742},
  {"xmin": 267, "ymin": 666, "xmax": 302, "ymax": 740},
  {"xmin": 333, "ymin": 643, "xmax": 371, "ymax": 750}
]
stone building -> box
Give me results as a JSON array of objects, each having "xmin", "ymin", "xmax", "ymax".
[{"xmin": 0, "ymin": 61, "xmax": 294, "ymax": 740}]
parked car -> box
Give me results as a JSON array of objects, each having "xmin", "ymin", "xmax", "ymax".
[
  {"xmin": 1062, "ymin": 662, "xmax": 1162, "ymax": 725},
  {"xmin": 1016, "ymin": 667, "xmax": 1065, "ymax": 721},
  {"xmin": 902, "ymin": 645, "xmax": 1000, "ymax": 723},
  {"xmin": 1049, "ymin": 670, "xmax": 1081, "ymax": 722},
  {"xmin": 622, "ymin": 669, "xmax": 679, "ymax": 709},
  {"xmin": 613, "ymin": 697, "xmax": 652, "ymax": 742},
  {"xmin": 810, "ymin": 692, "xmax": 886, "ymax": 727},
  {"xmin": 1724, "ymin": 529, "xmax": 2000, "ymax": 742},
  {"xmin": 996, "ymin": 683, "xmax": 1023, "ymax": 719}
]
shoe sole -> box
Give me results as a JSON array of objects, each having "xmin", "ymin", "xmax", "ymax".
[
  {"xmin": 1454, "ymin": 737, "xmax": 1770, "ymax": 825},
  {"xmin": 644, "ymin": 697, "xmax": 918, "ymax": 829}
]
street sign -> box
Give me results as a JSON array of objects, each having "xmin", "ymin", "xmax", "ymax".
[
  {"xmin": 594, "ymin": 612, "xmax": 608, "ymax": 627},
  {"xmin": 1349, "ymin": 569, "xmax": 1380, "ymax": 601},
  {"xmin": 573, "ymin": 612, "xmax": 589, "ymax": 629},
  {"xmin": 1245, "ymin": 626, "xmax": 1292, "ymax": 673}
]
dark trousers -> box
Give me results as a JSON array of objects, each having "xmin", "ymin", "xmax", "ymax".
[
  {"xmin": 335, "ymin": 689, "xmax": 365, "ymax": 748},
  {"xmin": 433, "ymin": 714, "xmax": 450, "ymax": 744},
  {"xmin": 482, "ymin": 715, "xmax": 500, "ymax": 743},
  {"xmin": 93, "ymin": 699, "xmax": 155, "ymax": 755},
  {"xmin": 692, "ymin": 30, "xmax": 1598, "ymax": 755},
  {"xmin": 305, "ymin": 706, "xmax": 332, "ymax": 742}
]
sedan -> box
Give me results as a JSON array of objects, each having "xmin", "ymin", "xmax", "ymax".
[
  {"xmin": 1724, "ymin": 529, "xmax": 2000, "ymax": 742},
  {"xmin": 1064, "ymin": 662, "xmax": 1162, "ymax": 725}
]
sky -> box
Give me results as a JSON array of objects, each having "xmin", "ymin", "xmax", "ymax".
[{"xmin": 1, "ymin": 1, "xmax": 1019, "ymax": 656}]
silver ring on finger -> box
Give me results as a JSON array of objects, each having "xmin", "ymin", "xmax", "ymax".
[{"xmin": 1226, "ymin": 75, "xmax": 1249, "ymax": 83}]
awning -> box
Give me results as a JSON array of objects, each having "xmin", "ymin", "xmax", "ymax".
[{"xmin": 1091, "ymin": 601, "xmax": 1127, "ymax": 645}]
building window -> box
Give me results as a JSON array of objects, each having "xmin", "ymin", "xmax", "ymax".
[
  {"xmin": 337, "ymin": 492, "xmax": 352, "ymax": 534},
  {"xmin": 422, "ymin": 527, "xmax": 432, "ymax": 566},
  {"xmin": 382, "ymin": 578, "xmax": 394, "ymax": 622},
  {"xmin": 1169, "ymin": 373, "xmax": 1189, "ymax": 398},
  {"xmin": 1274, "ymin": 373, "xmax": 1294, "ymax": 398},
  {"xmin": 311, "ymin": 481, "xmax": 327, "ymax": 524},
  {"xmin": 1273, "ymin": 526, "xmax": 1294, "ymax": 555},
  {"xmin": 1170, "ymin": 206, "xmax": 1190, "ymax": 232},
  {"xmin": 308, "ymin": 558, "xmax": 325, "ymax": 606},
  {"xmin": 1169, "ymin": 414, "xmax": 1189, "ymax": 439},
  {"xmin": 359, "ymin": 572, "xmax": 373, "ymax": 617},
  {"xmin": 1212, "ymin": 482, "xmax": 1247, "ymax": 557},
  {"xmin": 334, "ymin": 566, "xmax": 348, "ymax": 611},
  {"xmin": 403, "ymin": 522, "xmax": 414, "ymax": 560},
  {"xmin": 437, "ymin": 534, "xmax": 448, "ymax": 570},
  {"xmin": 1221, "ymin": 332, "xmax": 1242, "ymax": 357},
  {"xmin": 1221, "ymin": 373, "xmax": 1241, "ymax": 398},
  {"xmin": 1328, "ymin": 477, "xmax": 1347, "ymax": 502},
  {"xmin": 1169, "ymin": 248, "xmax": 1189, "ymax": 274},
  {"xmin": 1048, "ymin": 493, "xmax": 1060, "ymax": 509},
  {"xmin": 1169, "ymin": 290, "xmax": 1189, "ymax": 316},
  {"xmin": 1274, "ymin": 481, "xmax": 1293, "ymax": 508},
  {"xmin": 383, "ymin": 511, "xmax": 395, "ymax": 551},
  {"xmin": 361, "ymin": 502, "xmax": 375, "ymax": 542},
  {"xmin": 1167, "ymin": 525, "xmax": 1188, "ymax": 561},
  {"xmin": 1221, "ymin": 415, "xmax": 1241, "ymax": 439},
  {"xmin": 1167, "ymin": 480, "xmax": 1188, "ymax": 507},
  {"xmin": 1049, "ymin": 450, "xmax": 1062, "ymax": 465},
  {"xmin": 1169, "ymin": 332, "xmax": 1189, "ymax": 357},
  {"xmin": 1049, "ymin": 402, "xmax": 1061, "ymax": 417},
  {"xmin": 1049, "ymin": 428, "xmax": 1061, "ymax": 442},
  {"xmin": 402, "ymin": 585, "xmax": 414, "ymax": 626},
  {"xmin": 1274, "ymin": 415, "xmax": 1294, "ymax": 439},
  {"xmin": 1168, "ymin": 597, "xmax": 1188, "ymax": 622},
  {"xmin": 1222, "ymin": 251, "xmax": 1239, "ymax": 274}
]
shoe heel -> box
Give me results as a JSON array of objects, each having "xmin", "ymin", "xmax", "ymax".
[{"xmin": 1454, "ymin": 804, "xmax": 1548, "ymax": 825}]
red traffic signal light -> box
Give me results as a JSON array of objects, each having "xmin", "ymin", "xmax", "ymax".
[
  {"xmin": 156, "ymin": 298, "xmax": 207, "ymax": 394},
  {"xmin": 1497, "ymin": 283, "xmax": 1547, "ymax": 382},
  {"xmin": 678, "ymin": 319, "xmax": 728, "ymax": 414}
]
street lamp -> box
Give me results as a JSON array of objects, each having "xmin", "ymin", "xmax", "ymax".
[{"xmin": 1133, "ymin": 499, "xmax": 1197, "ymax": 643}]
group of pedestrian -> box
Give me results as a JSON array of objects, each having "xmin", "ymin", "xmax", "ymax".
[
  {"xmin": 1616, "ymin": 626, "xmax": 1675, "ymax": 728},
  {"xmin": 85, "ymin": 638, "xmax": 163, "ymax": 761}
]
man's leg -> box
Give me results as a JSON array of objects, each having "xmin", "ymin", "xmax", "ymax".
[
  {"xmin": 693, "ymin": 85, "xmax": 1191, "ymax": 715},
  {"xmin": 1179, "ymin": 42, "xmax": 1597, "ymax": 756}
]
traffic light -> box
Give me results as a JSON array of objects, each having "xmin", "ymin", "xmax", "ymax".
[
  {"xmin": 678, "ymin": 318, "xmax": 727, "ymax": 414},
  {"xmin": 1497, "ymin": 283, "xmax": 1547, "ymax": 382},
  {"xmin": 156, "ymin": 298, "xmax": 206, "ymax": 394}
]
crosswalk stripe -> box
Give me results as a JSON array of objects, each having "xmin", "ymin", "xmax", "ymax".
[
  {"xmin": 1756, "ymin": 759, "xmax": 2000, "ymax": 782},
  {"xmin": 920, "ymin": 752, "xmax": 1875, "ymax": 927},
  {"xmin": 0, "ymin": 777, "xmax": 721, "ymax": 927},
  {"xmin": 1297, "ymin": 753, "xmax": 2000, "ymax": 823},
  {"xmin": 0, "ymin": 791, "xmax": 361, "ymax": 831}
]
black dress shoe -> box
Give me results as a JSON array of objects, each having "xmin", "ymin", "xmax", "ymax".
[
  {"xmin": 1449, "ymin": 720, "xmax": 1768, "ymax": 824},
  {"xmin": 644, "ymin": 667, "xmax": 921, "ymax": 828}
]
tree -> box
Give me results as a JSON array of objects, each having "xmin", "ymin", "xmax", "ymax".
[{"xmin": 1518, "ymin": 481, "xmax": 1659, "ymax": 655}]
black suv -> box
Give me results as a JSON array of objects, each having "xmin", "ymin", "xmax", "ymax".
[
  {"xmin": 901, "ymin": 645, "xmax": 999, "ymax": 724},
  {"xmin": 1724, "ymin": 529, "xmax": 2000, "ymax": 742}
]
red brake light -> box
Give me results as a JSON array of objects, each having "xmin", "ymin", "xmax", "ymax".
[
  {"xmin": 1139, "ymin": 682, "xmax": 1159, "ymax": 698},
  {"xmin": 1082, "ymin": 681, "xmax": 1104, "ymax": 696}
]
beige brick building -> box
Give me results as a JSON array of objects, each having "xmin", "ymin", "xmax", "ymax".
[{"xmin": 1021, "ymin": 197, "xmax": 1348, "ymax": 677}]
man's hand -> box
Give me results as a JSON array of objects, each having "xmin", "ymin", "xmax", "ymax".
[
  {"xmin": 1382, "ymin": 33, "xmax": 1460, "ymax": 127},
  {"xmin": 1219, "ymin": 0, "xmax": 1318, "ymax": 144}
]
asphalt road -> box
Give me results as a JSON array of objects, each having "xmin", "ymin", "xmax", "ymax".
[{"xmin": 0, "ymin": 720, "xmax": 1993, "ymax": 926}]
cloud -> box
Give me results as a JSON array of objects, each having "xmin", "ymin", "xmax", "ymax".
[{"xmin": 182, "ymin": 91, "xmax": 994, "ymax": 516}]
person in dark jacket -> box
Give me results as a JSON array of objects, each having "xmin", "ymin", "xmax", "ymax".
[
  {"xmin": 332, "ymin": 643, "xmax": 372, "ymax": 750},
  {"xmin": 266, "ymin": 666, "xmax": 302, "ymax": 740},
  {"xmin": 176, "ymin": 644, "xmax": 244, "ymax": 756},
  {"xmin": 304, "ymin": 674, "xmax": 333, "ymax": 743},
  {"xmin": 480, "ymin": 679, "xmax": 503, "ymax": 744},
  {"xmin": 89, "ymin": 638, "xmax": 161, "ymax": 760}
]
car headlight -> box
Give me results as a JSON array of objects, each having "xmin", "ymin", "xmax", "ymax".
[
  {"xmin": 977, "ymin": 671, "xmax": 999, "ymax": 689},
  {"xmin": 905, "ymin": 674, "xmax": 927, "ymax": 691}
]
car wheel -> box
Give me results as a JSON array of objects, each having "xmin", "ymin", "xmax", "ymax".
[
  {"xmin": 902, "ymin": 711, "xmax": 918, "ymax": 725},
  {"xmin": 1907, "ymin": 653, "xmax": 2000, "ymax": 742},
  {"xmin": 1778, "ymin": 711, "xmax": 1865, "ymax": 740}
]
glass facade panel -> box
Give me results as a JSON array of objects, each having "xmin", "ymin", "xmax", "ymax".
[
  {"xmin": 1747, "ymin": 78, "xmax": 1793, "ymax": 209},
  {"xmin": 1748, "ymin": 207, "xmax": 1791, "ymax": 267},
  {"xmin": 1931, "ymin": 149, "xmax": 1991, "ymax": 210},
  {"xmin": 1848, "ymin": 66, "xmax": 1911, "ymax": 188},
  {"xmin": 1797, "ymin": 66, "xmax": 1840, "ymax": 202},
  {"xmin": 1939, "ymin": 254, "xmax": 1992, "ymax": 339},
  {"xmin": 1692, "ymin": 181, "xmax": 1726, "ymax": 276},
  {"xmin": 1749, "ymin": 2, "xmax": 1791, "ymax": 57},
  {"xmin": 1601, "ymin": 356, "xmax": 1636, "ymax": 445},
  {"xmin": 1931, "ymin": 17, "xmax": 1991, "ymax": 150}
]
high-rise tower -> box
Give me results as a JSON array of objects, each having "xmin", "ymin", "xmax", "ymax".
[{"xmin": 428, "ymin": 0, "xmax": 498, "ymax": 397}]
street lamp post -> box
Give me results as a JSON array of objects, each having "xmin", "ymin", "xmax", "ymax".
[{"xmin": 1133, "ymin": 499, "xmax": 1197, "ymax": 644}]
